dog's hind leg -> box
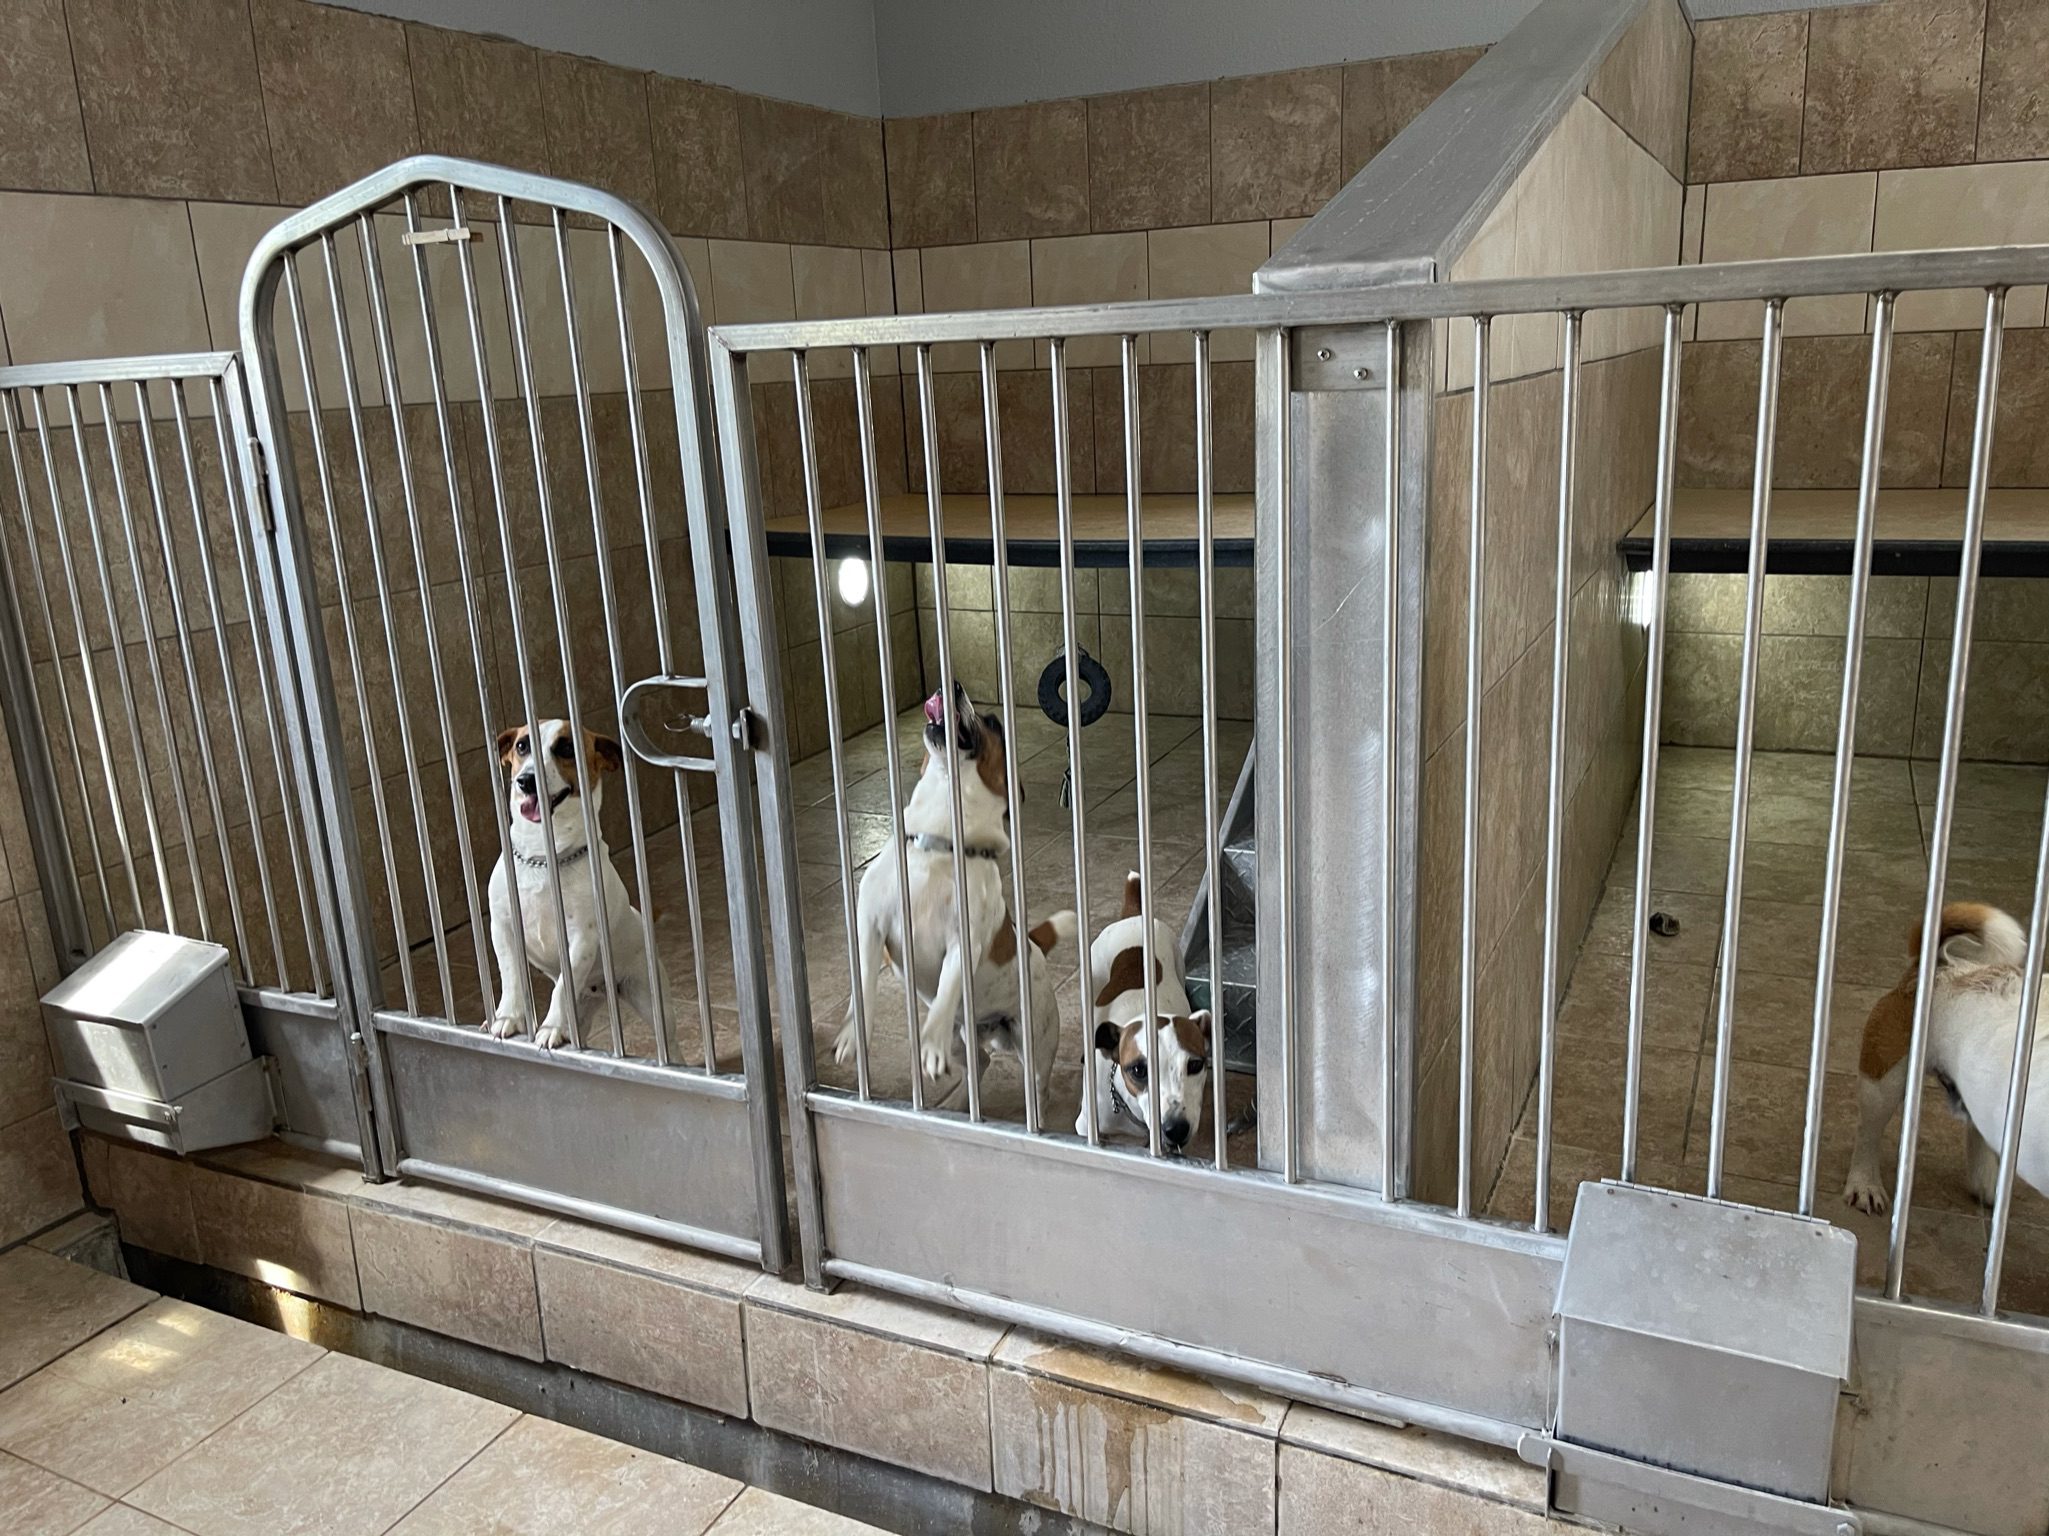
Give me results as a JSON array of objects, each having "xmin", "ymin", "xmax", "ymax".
[
  {"xmin": 1965, "ymin": 1119, "xmax": 2001, "ymax": 1207},
  {"xmin": 1845, "ymin": 1059, "xmax": 1911, "ymax": 1214},
  {"xmin": 836, "ymin": 913, "xmax": 885, "ymax": 1067}
]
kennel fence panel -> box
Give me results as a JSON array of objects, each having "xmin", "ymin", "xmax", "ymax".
[
  {"xmin": 238, "ymin": 157, "xmax": 787, "ymax": 1268},
  {"xmin": 0, "ymin": 351, "xmax": 367, "ymax": 1162},
  {"xmin": 712, "ymin": 243, "xmax": 2049, "ymax": 1444}
]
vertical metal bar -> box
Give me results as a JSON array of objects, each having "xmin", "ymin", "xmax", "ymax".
[
  {"xmin": 794, "ymin": 352, "xmax": 869, "ymax": 1098},
  {"xmin": 492, "ymin": 195, "xmax": 591, "ymax": 1051},
  {"xmin": 1890, "ymin": 286, "xmax": 2008, "ymax": 1296},
  {"xmin": 1268, "ymin": 325, "xmax": 1298, "ymax": 1185},
  {"xmin": 608, "ymin": 226, "xmax": 714, "ymax": 1070},
  {"xmin": 286, "ymin": 250, "xmax": 416, "ymax": 1013},
  {"xmin": 552, "ymin": 213, "xmax": 669, "ymax": 1061},
  {"xmin": 102, "ymin": 385, "xmax": 206, "ymax": 939},
  {"xmin": 916, "ymin": 344, "xmax": 981, "ymax": 1120},
  {"xmin": 359, "ymin": 213, "xmax": 491, "ymax": 1024},
  {"xmin": 1196, "ymin": 331, "xmax": 1226, "ymax": 1172},
  {"xmin": 1456, "ymin": 318, "xmax": 1490, "ymax": 1219},
  {"xmin": 3, "ymin": 387, "xmax": 113, "ymax": 942},
  {"xmin": 1377, "ymin": 319, "xmax": 1402, "ymax": 1196},
  {"xmin": 1623, "ymin": 306, "xmax": 1685, "ymax": 1181},
  {"xmin": 65, "ymin": 386, "xmax": 172, "ymax": 926},
  {"xmin": 130, "ymin": 381, "xmax": 228, "ymax": 955},
  {"xmin": 321, "ymin": 231, "xmax": 454, "ymax": 1023},
  {"xmin": 853, "ymin": 348, "xmax": 921, "ymax": 1110},
  {"xmin": 1802, "ymin": 294, "xmax": 1895, "ymax": 1215},
  {"xmin": 1121, "ymin": 335, "xmax": 1164, "ymax": 1160},
  {"xmin": 1707, "ymin": 298, "xmax": 1786, "ymax": 1199},
  {"xmin": 1984, "ymin": 776, "xmax": 2049, "ymax": 1312},
  {"xmin": 1051, "ymin": 340, "xmax": 1096, "ymax": 1144},
  {"xmin": 399, "ymin": 190, "xmax": 507, "ymax": 1024},
  {"xmin": 981, "ymin": 343, "xmax": 1038, "ymax": 1134},
  {"xmin": 1535, "ymin": 311, "xmax": 1582, "ymax": 1232},
  {"xmin": 202, "ymin": 377, "xmax": 311, "ymax": 993}
]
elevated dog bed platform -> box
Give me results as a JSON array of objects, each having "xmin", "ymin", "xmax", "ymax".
[
  {"xmin": 763, "ymin": 492, "xmax": 1256, "ymax": 568},
  {"xmin": 1620, "ymin": 486, "xmax": 2049, "ymax": 576}
]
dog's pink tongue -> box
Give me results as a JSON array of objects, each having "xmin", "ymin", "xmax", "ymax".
[
  {"xmin": 924, "ymin": 692, "xmax": 945, "ymax": 725},
  {"xmin": 519, "ymin": 795, "xmax": 541, "ymax": 823}
]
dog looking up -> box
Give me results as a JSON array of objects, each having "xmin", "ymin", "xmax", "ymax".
[
  {"xmin": 1845, "ymin": 900, "xmax": 2048, "ymax": 1213},
  {"xmin": 1080, "ymin": 872, "xmax": 1212, "ymax": 1154},
  {"xmin": 486, "ymin": 719, "xmax": 672, "ymax": 1051},
  {"xmin": 836, "ymin": 682, "xmax": 1074, "ymax": 1107}
]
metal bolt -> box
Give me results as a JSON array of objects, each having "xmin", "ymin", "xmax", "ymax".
[
  {"xmin": 1354, "ymin": 367, "xmax": 1370, "ymax": 380},
  {"xmin": 1314, "ymin": 347, "xmax": 1334, "ymax": 362},
  {"xmin": 1836, "ymin": 1524, "xmax": 1856, "ymax": 1536}
]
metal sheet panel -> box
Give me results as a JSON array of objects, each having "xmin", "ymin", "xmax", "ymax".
[
  {"xmin": 812, "ymin": 1097, "xmax": 1561, "ymax": 1430},
  {"xmin": 378, "ymin": 1017, "xmax": 762, "ymax": 1250},
  {"xmin": 242, "ymin": 990, "xmax": 359, "ymax": 1158}
]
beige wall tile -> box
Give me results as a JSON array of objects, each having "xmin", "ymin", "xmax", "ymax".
[
  {"xmin": 1979, "ymin": 0, "xmax": 2049, "ymax": 161},
  {"xmin": 1698, "ymin": 174, "xmax": 1877, "ymax": 340},
  {"xmin": 534, "ymin": 1244, "xmax": 748, "ymax": 1416},
  {"xmin": 67, "ymin": 0, "xmax": 274, "ymax": 201},
  {"xmin": 884, "ymin": 113, "xmax": 976, "ymax": 247},
  {"xmin": 1916, "ymin": 638, "xmax": 2049, "ymax": 761},
  {"xmin": 1587, "ymin": 0, "xmax": 1693, "ymax": 181},
  {"xmin": 407, "ymin": 24, "xmax": 550, "ymax": 195},
  {"xmin": 1088, "ymin": 83, "xmax": 1211, "ymax": 233},
  {"xmin": 1802, "ymin": 0, "xmax": 1985, "ymax": 174},
  {"xmin": 539, "ymin": 52, "xmax": 657, "ymax": 223},
  {"xmin": 738, "ymin": 97, "xmax": 886, "ymax": 248},
  {"xmin": 1147, "ymin": 223, "xmax": 1268, "ymax": 363},
  {"xmin": 1663, "ymin": 631, "xmax": 1923, "ymax": 753},
  {"xmin": 1210, "ymin": 67, "xmax": 1342, "ymax": 223},
  {"xmin": 792, "ymin": 245, "xmax": 869, "ymax": 380},
  {"xmin": 1270, "ymin": 215, "xmax": 1312, "ymax": 256},
  {"xmin": 1278, "ymin": 1443, "xmax": 1550, "ymax": 1534},
  {"xmin": 709, "ymin": 240, "xmax": 794, "ymax": 383},
  {"xmin": 1341, "ymin": 47, "xmax": 1486, "ymax": 179},
  {"xmin": 0, "ymin": 193, "xmax": 209, "ymax": 369},
  {"xmin": 973, "ymin": 100, "xmax": 1090, "ymax": 241},
  {"xmin": 1946, "ymin": 327, "xmax": 2049, "ymax": 484},
  {"xmin": 0, "ymin": 902, "xmax": 49, "ymax": 1127},
  {"xmin": 351, "ymin": 1205, "xmax": 543, "ymax": 1360},
  {"xmin": 860, "ymin": 247, "xmax": 901, "ymax": 375},
  {"xmin": 1281, "ymin": 1404, "xmax": 1546, "ymax": 1512},
  {"xmin": 0, "ymin": 1109, "xmax": 80, "ymax": 1247},
  {"xmin": 98, "ymin": 1143, "xmax": 200, "ymax": 1264},
  {"xmin": 1687, "ymin": 14, "xmax": 1807, "ymax": 182},
  {"xmin": 188, "ymin": 1164, "xmax": 360, "ymax": 1307},
  {"xmin": 1875, "ymin": 163, "xmax": 2049, "ymax": 330},
  {"xmin": 990, "ymin": 1363, "xmax": 1277, "ymax": 1532},
  {"xmin": 1032, "ymin": 233, "xmax": 1147, "ymax": 368},
  {"xmin": 0, "ymin": 0, "xmax": 91, "ymax": 193},
  {"xmin": 919, "ymin": 241, "xmax": 1032, "ymax": 371},
  {"xmin": 1682, "ymin": 183, "xmax": 1705, "ymax": 265},
  {"xmin": 648, "ymin": 77, "xmax": 748, "ymax": 241},
  {"xmin": 252, "ymin": 0, "xmax": 417, "ymax": 206}
]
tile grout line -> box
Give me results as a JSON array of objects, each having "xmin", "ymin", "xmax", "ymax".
[{"xmin": 370, "ymin": 1409, "xmax": 523, "ymax": 1536}]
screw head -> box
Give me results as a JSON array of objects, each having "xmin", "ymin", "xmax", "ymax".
[
  {"xmin": 1314, "ymin": 347, "xmax": 1334, "ymax": 362},
  {"xmin": 1837, "ymin": 1523, "xmax": 1856, "ymax": 1536},
  {"xmin": 1354, "ymin": 367, "xmax": 1370, "ymax": 380}
]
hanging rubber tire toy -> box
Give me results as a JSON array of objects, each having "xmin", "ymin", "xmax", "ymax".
[{"xmin": 1038, "ymin": 649, "xmax": 1112, "ymax": 729}]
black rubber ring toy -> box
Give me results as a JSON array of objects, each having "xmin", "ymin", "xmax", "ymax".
[{"xmin": 1038, "ymin": 649, "xmax": 1112, "ymax": 729}]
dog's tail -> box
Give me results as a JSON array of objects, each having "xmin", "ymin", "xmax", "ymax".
[
  {"xmin": 1028, "ymin": 910, "xmax": 1079, "ymax": 956},
  {"xmin": 1910, "ymin": 901, "xmax": 2027, "ymax": 970},
  {"xmin": 1120, "ymin": 872, "xmax": 1143, "ymax": 919}
]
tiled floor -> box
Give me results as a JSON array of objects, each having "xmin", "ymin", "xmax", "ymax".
[
  {"xmin": 0, "ymin": 1245, "xmax": 888, "ymax": 1536},
  {"xmin": 1486, "ymin": 745, "xmax": 2049, "ymax": 1317}
]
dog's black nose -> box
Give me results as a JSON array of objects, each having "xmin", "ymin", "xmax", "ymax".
[
  {"xmin": 515, "ymin": 772, "xmax": 535, "ymax": 794},
  {"xmin": 1163, "ymin": 1115, "xmax": 1190, "ymax": 1149}
]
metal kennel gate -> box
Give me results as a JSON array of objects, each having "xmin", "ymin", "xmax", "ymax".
[{"xmin": 232, "ymin": 157, "xmax": 787, "ymax": 1265}]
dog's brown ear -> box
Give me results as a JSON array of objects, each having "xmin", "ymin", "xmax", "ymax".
[
  {"xmin": 586, "ymin": 730, "xmax": 624, "ymax": 776},
  {"xmin": 495, "ymin": 725, "xmax": 522, "ymax": 766},
  {"xmin": 1192, "ymin": 1009, "xmax": 1212, "ymax": 1047},
  {"xmin": 1093, "ymin": 1020, "xmax": 1121, "ymax": 1059}
]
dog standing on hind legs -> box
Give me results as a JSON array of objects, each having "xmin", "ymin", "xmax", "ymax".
[
  {"xmin": 835, "ymin": 683, "xmax": 1074, "ymax": 1109},
  {"xmin": 485, "ymin": 719, "xmax": 674, "ymax": 1051}
]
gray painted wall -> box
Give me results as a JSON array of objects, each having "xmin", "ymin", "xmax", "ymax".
[{"xmin": 321, "ymin": 0, "xmax": 1874, "ymax": 117}]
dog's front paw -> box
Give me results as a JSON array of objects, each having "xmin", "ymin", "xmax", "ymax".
[
  {"xmin": 485, "ymin": 1010, "xmax": 526, "ymax": 1040},
  {"xmin": 832, "ymin": 1020, "xmax": 860, "ymax": 1067},
  {"xmin": 1843, "ymin": 1166, "xmax": 1890, "ymax": 1215},
  {"xmin": 920, "ymin": 1037, "xmax": 953, "ymax": 1082},
  {"xmin": 534, "ymin": 1020, "xmax": 570, "ymax": 1051}
]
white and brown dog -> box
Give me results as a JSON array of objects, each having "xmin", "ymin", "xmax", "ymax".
[
  {"xmin": 835, "ymin": 683, "xmax": 1074, "ymax": 1106},
  {"xmin": 1845, "ymin": 900, "xmax": 2048, "ymax": 1213},
  {"xmin": 486, "ymin": 719, "xmax": 672, "ymax": 1051},
  {"xmin": 1080, "ymin": 873, "xmax": 1212, "ymax": 1154}
]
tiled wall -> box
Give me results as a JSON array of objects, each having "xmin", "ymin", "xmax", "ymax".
[
  {"xmin": 1410, "ymin": 0, "xmax": 1691, "ymax": 1206},
  {"xmin": 1671, "ymin": 0, "xmax": 2049, "ymax": 759}
]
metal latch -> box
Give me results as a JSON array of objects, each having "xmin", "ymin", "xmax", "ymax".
[
  {"xmin": 401, "ymin": 226, "xmax": 476, "ymax": 246},
  {"xmin": 619, "ymin": 674, "xmax": 723, "ymax": 773}
]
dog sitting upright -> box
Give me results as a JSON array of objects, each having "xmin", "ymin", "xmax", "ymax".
[
  {"xmin": 486, "ymin": 719, "xmax": 672, "ymax": 1051},
  {"xmin": 1079, "ymin": 873, "xmax": 1213, "ymax": 1154},
  {"xmin": 836, "ymin": 682, "xmax": 1075, "ymax": 1107},
  {"xmin": 1845, "ymin": 900, "xmax": 2049, "ymax": 1213}
]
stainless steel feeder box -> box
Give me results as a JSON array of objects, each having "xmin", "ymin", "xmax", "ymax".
[
  {"xmin": 1553, "ymin": 1181, "xmax": 1857, "ymax": 1503},
  {"xmin": 43, "ymin": 931, "xmax": 274, "ymax": 1154}
]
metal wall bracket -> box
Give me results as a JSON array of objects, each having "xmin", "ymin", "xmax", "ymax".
[
  {"xmin": 1520, "ymin": 1435, "xmax": 1861, "ymax": 1536},
  {"xmin": 1290, "ymin": 325, "xmax": 1389, "ymax": 391}
]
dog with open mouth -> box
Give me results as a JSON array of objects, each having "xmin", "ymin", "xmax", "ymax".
[
  {"xmin": 835, "ymin": 682, "xmax": 1075, "ymax": 1109},
  {"xmin": 485, "ymin": 719, "xmax": 673, "ymax": 1051}
]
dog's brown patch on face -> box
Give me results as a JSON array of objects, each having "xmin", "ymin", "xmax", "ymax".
[
  {"xmin": 1094, "ymin": 944, "xmax": 1163, "ymax": 1008},
  {"xmin": 989, "ymin": 915, "xmax": 1017, "ymax": 966},
  {"xmin": 1028, "ymin": 918, "xmax": 1062, "ymax": 955},
  {"xmin": 1120, "ymin": 873, "xmax": 1143, "ymax": 919},
  {"xmin": 496, "ymin": 723, "xmax": 529, "ymax": 771}
]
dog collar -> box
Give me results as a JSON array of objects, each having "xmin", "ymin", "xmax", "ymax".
[
  {"xmin": 1106, "ymin": 1074, "xmax": 1143, "ymax": 1128},
  {"xmin": 906, "ymin": 832, "xmax": 1004, "ymax": 861},
  {"xmin": 514, "ymin": 842, "xmax": 592, "ymax": 871}
]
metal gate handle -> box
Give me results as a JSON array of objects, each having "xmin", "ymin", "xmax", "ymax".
[{"xmin": 619, "ymin": 674, "xmax": 720, "ymax": 772}]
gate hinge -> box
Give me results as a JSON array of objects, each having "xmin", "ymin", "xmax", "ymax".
[
  {"xmin": 246, "ymin": 436, "xmax": 276, "ymax": 531},
  {"xmin": 346, "ymin": 1030, "xmax": 371, "ymax": 1082},
  {"xmin": 733, "ymin": 707, "xmax": 763, "ymax": 750}
]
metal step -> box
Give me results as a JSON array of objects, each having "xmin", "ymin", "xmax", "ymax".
[{"xmin": 1180, "ymin": 745, "xmax": 1256, "ymax": 1075}]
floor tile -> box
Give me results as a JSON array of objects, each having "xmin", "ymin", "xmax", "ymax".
[
  {"xmin": 74, "ymin": 1508, "xmax": 190, "ymax": 1535},
  {"xmin": 0, "ymin": 1298, "xmax": 322, "ymax": 1496},
  {"xmin": 0, "ymin": 1448, "xmax": 107, "ymax": 1535},
  {"xmin": 706, "ymin": 1487, "xmax": 892, "ymax": 1535},
  {"xmin": 127, "ymin": 1352, "xmax": 516, "ymax": 1536},
  {"xmin": 0, "ymin": 1251, "xmax": 155, "ymax": 1392},
  {"xmin": 389, "ymin": 1414, "xmax": 741, "ymax": 1535}
]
